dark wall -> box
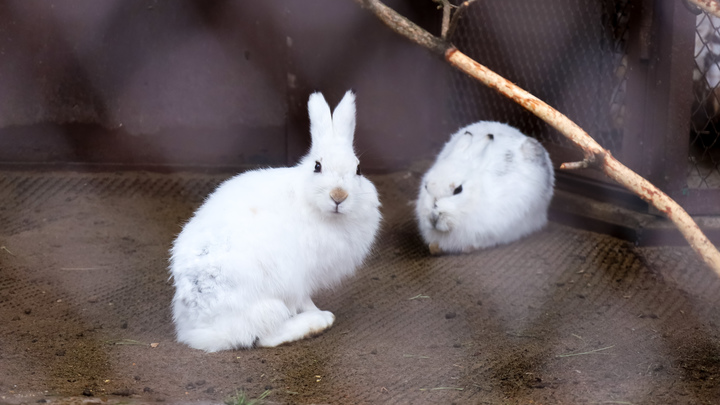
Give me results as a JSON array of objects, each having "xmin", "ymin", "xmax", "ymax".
[
  {"xmin": 0, "ymin": 0, "xmax": 451, "ymax": 171},
  {"xmin": 0, "ymin": 0, "xmax": 701, "ymax": 212}
]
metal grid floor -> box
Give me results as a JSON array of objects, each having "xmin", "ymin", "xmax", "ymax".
[{"xmin": 0, "ymin": 170, "xmax": 719, "ymax": 404}]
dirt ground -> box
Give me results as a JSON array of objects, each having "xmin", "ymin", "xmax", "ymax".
[{"xmin": 1, "ymin": 169, "xmax": 719, "ymax": 405}]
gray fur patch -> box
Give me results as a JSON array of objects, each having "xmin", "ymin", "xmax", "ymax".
[
  {"xmin": 521, "ymin": 138, "xmax": 546, "ymax": 163},
  {"xmin": 520, "ymin": 138, "xmax": 554, "ymax": 191},
  {"xmin": 495, "ymin": 150, "xmax": 513, "ymax": 176}
]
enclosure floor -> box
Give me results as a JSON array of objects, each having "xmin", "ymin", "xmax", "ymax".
[{"xmin": 1, "ymin": 169, "xmax": 719, "ymax": 405}]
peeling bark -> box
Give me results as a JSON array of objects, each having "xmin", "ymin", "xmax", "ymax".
[
  {"xmin": 353, "ymin": 0, "xmax": 720, "ymax": 274},
  {"xmin": 685, "ymin": 0, "xmax": 720, "ymax": 18}
]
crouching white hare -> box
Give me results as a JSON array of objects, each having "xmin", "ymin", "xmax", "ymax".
[
  {"xmin": 170, "ymin": 90, "xmax": 381, "ymax": 352},
  {"xmin": 416, "ymin": 121, "xmax": 554, "ymax": 255}
]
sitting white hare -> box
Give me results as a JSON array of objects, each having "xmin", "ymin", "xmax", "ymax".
[
  {"xmin": 169, "ymin": 91, "xmax": 381, "ymax": 351},
  {"xmin": 416, "ymin": 121, "xmax": 554, "ymax": 254}
]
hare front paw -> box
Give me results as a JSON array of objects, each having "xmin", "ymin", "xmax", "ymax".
[
  {"xmin": 258, "ymin": 310, "xmax": 335, "ymax": 347},
  {"xmin": 428, "ymin": 242, "xmax": 444, "ymax": 256}
]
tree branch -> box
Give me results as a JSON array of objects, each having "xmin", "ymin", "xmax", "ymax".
[
  {"xmin": 684, "ymin": 0, "xmax": 720, "ymax": 18},
  {"xmin": 447, "ymin": 0, "xmax": 478, "ymax": 41},
  {"xmin": 560, "ymin": 154, "xmax": 603, "ymax": 170},
  {"xmin": 353, "ymin": 0, "xmax": 720, "ymax": 274},
  {"xmin": 432, "ymin": 0, "xmax": 452, "ymax": 40},
  {"xmin": 355, "ymin": 0, "xmax": 448, "ymax": 55}
]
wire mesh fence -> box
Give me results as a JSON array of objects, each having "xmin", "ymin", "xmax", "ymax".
[
  {"xmin": 691, "ymin": 11, "xmax": 720, "ymax": 189},
  {"xmin": 447, "ymin": 0, "xmax": 720, "ymax": 207},
  {"xmin": 447, "ymin": 0, "xmax": 632, "ymax": 154}
]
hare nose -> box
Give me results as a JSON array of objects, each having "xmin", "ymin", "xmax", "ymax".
[{"xmin": 330, "ymin": 187, "xmax": 348, "ymax": 205}]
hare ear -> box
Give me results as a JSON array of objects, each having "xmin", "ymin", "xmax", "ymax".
[
  {"xmin": 452, "ymin": 131, "xmax": 474, "ymax": 155},
  {"xmin": 467, "ymin": 131, "xmax": 495, "ymax": 159},
  {"xmin": 308, "ymin": 92, "xmax": 333, "ymax": 143},
  {"xmin": 332, "ymin": 90, "xmax": 356, "ymax": 143}
]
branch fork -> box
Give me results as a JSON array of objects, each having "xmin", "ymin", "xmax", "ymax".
[
  {"xmin": 432, "ymin": 0, "xmax": 478, "ymax": 40},
  {"xmin": 560, "ymin": 151, "xmax": 607, "ymax": 171}
]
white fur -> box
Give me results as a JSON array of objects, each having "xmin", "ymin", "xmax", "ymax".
[
  {"xmin": 415, "ymin": 121, "xmax": 554, "ymax": 254},
  {"xmin": 170, "ymin": 90, "xmax": 381, "ymax": 352}
]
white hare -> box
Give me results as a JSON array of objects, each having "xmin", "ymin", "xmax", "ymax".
[
  {"xmin": 170, "ymin": 90, "xmax": 381, "ymax": 352},
  {"xmin": 415, "ymin": 121, "xmax": 554, "ymax": 254}
]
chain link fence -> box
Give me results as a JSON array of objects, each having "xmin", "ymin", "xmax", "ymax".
[{"xmin": 691, "ymin": 11, "xmax": 720, "ymax": 189}]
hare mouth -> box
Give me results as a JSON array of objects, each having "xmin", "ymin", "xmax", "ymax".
[
  {"xmin": 429, "ymin": 212, "xmax": 441, "ymax": 228},
  {"xmin": 430, "ymin": 213, "xmax": 451, "ymax": 232}
]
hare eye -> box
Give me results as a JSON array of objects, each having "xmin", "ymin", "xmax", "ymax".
[
  {"xmin": 314, "ymin": 161, "xmax": 322, "ymax": 173},
  {"xmin": 453, "ymin": 185, "xmax": 463, "ymax": 195},
  {"xmin": 356, "ymin": 165, "xmax": 361, "ymax": 176}
]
